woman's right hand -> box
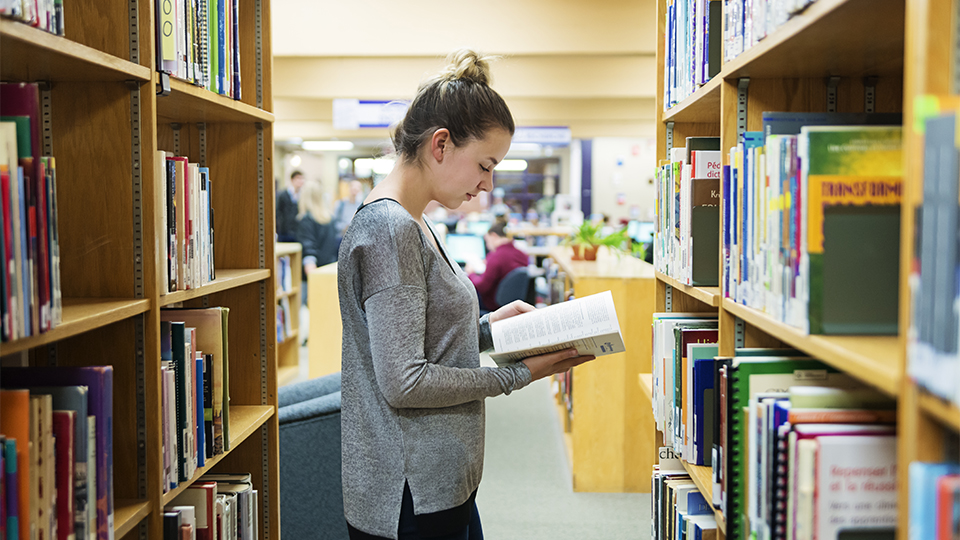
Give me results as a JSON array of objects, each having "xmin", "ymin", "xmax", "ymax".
[{"xmin": 521, "ymin": 348, "xmax": 597, "ymax": 382}]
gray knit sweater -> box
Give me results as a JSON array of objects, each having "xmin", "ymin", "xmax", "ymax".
[{"xmin": 337, "ymin": 199, "xmax": 532, "ymax": 539}]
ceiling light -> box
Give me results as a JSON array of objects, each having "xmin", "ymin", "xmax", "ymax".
[
  {"xmin": 495, "ymin": 159, "xmax": 527, "ymax": 172},
  {"xmin": 289, "ymin": 154, "xmax": 302, "ymax": 167},
  {"xmin": 302, "ymin": 140, "xmax": 355, "ymax": 151}
]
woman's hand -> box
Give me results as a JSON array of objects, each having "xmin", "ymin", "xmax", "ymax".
[
  {"xmin": 521, "ymin": 348, "xmax": 596, "ymax": 381},
  {"xmin": 488, "ymin": 300, "xmax": 535, "ymax": 324}
]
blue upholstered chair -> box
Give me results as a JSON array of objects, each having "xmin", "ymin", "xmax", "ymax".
[
  {"xmin": 278, "ymin": 372, "xmax": 349, "ymax": 539},
  {"xmin": 495, "ymin": 266, "xmax": 536, "ymax": 307}
]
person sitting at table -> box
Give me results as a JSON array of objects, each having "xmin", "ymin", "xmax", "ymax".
[{"xmin": 465, "ymin": 221, "xmax": 529, "ymax": 312}]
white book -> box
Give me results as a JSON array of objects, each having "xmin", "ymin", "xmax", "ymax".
[{"xmin": 489, "ymin": 291, "xmax": 625, "ymax": 367}]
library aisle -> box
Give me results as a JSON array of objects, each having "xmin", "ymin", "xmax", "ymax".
[{"xmin": 478, "ymin": 354, "xmax": 651, "ymax": 539}]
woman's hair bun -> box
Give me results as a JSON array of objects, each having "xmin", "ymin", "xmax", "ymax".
[{"xmin": 437, "ymin": 48, "xmax": 492, "ymax": 85}]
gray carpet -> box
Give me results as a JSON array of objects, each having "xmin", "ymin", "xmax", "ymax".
[{"xmin": 478, "ymin": 356, "xmax": 651, "ymax": 540}]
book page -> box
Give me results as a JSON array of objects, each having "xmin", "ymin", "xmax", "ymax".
[{"xmin": 489, "ymin": 291, "xmax": 625, "ymax": 366}]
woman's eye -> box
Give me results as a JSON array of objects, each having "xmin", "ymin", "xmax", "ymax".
[{"xmin": 480, "ymin": 164, "xmax": 490, "ymax": 173}]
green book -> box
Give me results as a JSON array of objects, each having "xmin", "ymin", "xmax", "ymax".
[
  {"xmin": 726, "ymin": 356, "xmax": 859, "ymax": 540},
  {"xmin": 800, "ymin": 126, "xmax": 902, "ymax": 334}
]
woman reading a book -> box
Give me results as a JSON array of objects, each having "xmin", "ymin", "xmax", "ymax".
[{"xmin": 337, "ymin": 49, "xmax": 596, "ymax": 540}]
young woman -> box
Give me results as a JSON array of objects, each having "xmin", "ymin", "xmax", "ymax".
[
  {"xmin": 337, "ymin": 49, "xmax": 597, "ymax": 540},
  {"xmin": 296, "ymin": 179, "xmax": 338, "ymax": 274}
]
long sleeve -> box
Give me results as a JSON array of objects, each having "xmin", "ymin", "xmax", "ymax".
[{"xmin": 365, "ymin": 285, "xmax": 531, "ymax": 410}]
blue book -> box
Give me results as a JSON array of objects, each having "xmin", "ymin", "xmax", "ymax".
[
  {"xmin": 217, "ymin": 0, "xmax": 226, "ymax": 95},
  {"xmin": 723, "ymin": 165, "xmax": 731, "ymax": 296},
  {"xmin": 691, "ymin": 348, "xmax": 719, "ymax": 466},
  {"xmin": 909, "ymin": 462, "xmax": 960, "ymax": 540},
  {"xmin": 195, "ymin": 356, "xmax": 205, "ymax": 468},
  {"xmin": 761, "ymin": 111, "xmax": 902, "ymax": 138}
]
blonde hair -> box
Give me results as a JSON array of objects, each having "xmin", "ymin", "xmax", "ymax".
[
  {"xmin": 297, "ymin": 180, "xmax": 331, "ymax": 224},
  {"xmin": 391, "ymin": 48, "xmax": 515, "ymax": 166}
]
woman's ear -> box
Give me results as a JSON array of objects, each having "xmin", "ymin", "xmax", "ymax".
[{"xmin": 430, "ymin": 128, "xmax": 451, "ymax": 163}]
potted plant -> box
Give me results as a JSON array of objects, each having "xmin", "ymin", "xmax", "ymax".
[{"xmin": 564, "ymin": 221, "xmax": 630, "ymax": 261}]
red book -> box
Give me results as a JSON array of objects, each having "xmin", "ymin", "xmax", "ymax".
[
  {"xmin": 937, "ymin": 474, "xmax": 960, "ymax": 540},
  {"xmin": 52, "ymin": 410, "xmax": 75, "ymax": 540}
]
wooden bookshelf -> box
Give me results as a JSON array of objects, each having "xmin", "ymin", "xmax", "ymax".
[
  {"xmin": 157, "ymin": 76, "xmax": 276, "ymax": 124},
  {"xmin": 655, "ymin": 271, "xmax": 721, "ymax": 308},
  {"xmin": 278, "ymin": 365, "xmax": 300, "ymax": 387},
  {"xmin": 550, "ymin": 247, "xmax": 657, "ymax": 493},
  {"xmin": 663, "ymin": 77, "xmax": 722, "ymax": 123},
  {"xmin": 0, "ymin": 19, "xmax": 152, "ymax": 83},
  {"xmin": 0, "ymin": 0, "xmax": 279, "ymax": 537},
  {"xmin": 653, "ymin": 0, "xmax": 913, "ymax": 534},
  {"xmin": 917, "ymin": 391, "xmax": 960, "ymax": 433},
  {"xmin": 276, "ymin": 242, "xmax": 302, "ymax": 380},
  {"xmin": 161, "ymin": 405, "xmax": 275, "ymax": 506},
  {"xmin": 723, "ymin": 301, "xmax": 901, "ymax": 396},
  {"xmin": 160, "ymin": 269, "xmax": 272, "ymax": 306},
  {"xmin": 114, "ymin": 499, "xmax": 152, "ymax": 539},
  {"xmin": 1, "ymin": 298, "xmax": 150, "ymax": 355}
]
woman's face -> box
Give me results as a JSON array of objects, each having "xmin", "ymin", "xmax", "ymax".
[{"xmin": 432, "ymin": 128, "xmax": 512, "ymax": 209}]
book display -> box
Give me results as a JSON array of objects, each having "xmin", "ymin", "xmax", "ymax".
[
  {"xmin": 274, "ymin": 243, "xmax": 300, "ymax": 386},
  {"xmin": 0, "ymin": 0, "xmax": 278, "ymax": 537},
  {"xmin": 651, "ymin": 0, "xmax": 956, "ymax": 537}
]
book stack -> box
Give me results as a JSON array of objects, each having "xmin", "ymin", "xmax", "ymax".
[
  {"xmin": 654, "ymin": 137, "xmax": 722, "ymax": 286},
  {"xmin": 1, "ymin": 82, "xmax": 63, "ymax": 342},
  {"xmin": 652, "ymin": 450, "xmax": 719, "ymax": 540},
  {"xmin": 663, "ymin": 0, "xmax": 722, "ymax": 109},
  {"xmin": 0, "ymin": 0, "xmax": 65, "ymax": 36},
  {"xmin": 1, "ymin": 366, "xmax": 114, "ymax": 540},
  {"xmin": 722, "ymin": 113, "xmax": 902, "ymax": 335},
  {"xmin": 155, "ymin": 0, "xmax": 242, "ymax": 99},
  {"xmin": 908, "ymin": 100, "xmax": 960, "ymax": 405},
  {"xmin": 158, "ymin": 151, "xmax": 216, "ymax": 294},
  {"xmin": 165, "ymin": 472, "xmax": 257, "ymax": 540},
  {"xmin": 161, "ymin": 307, "xmax": 231, "ymax": 493},
  {"xmin": 651, "ymin": 319, "xmax": 902, "ymax": 540},
  {"xmin": 720, "ymin": 0, "xmax": 814, "ymax": 64}
]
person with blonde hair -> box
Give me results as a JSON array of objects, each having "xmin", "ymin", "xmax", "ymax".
[
  {"xmin": 296, "ymin": 179, "xmax": 338, "ymax": 274},
  {"xmin": 337, "ymin": 49, "xmax": 596, "ymax": 540}
]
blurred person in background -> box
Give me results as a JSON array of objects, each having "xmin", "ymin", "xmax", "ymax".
[
  {"xmin": 297, "ymin": 180, "xmax": 339, "ymax": 276},
  {"xmin": 488, "ymin": 186, "xmax": 509, "ymax": 217},
  {"xmin": 277, "ymin": 169, "xmax": 305, "ymax": 242},
  {"xmin": 334, "ymin": 178, "xmax": 366, "ymax": 241},
  {"xmin": 465, "ymin": 221, "xmax": 529, "ymax": 312}
]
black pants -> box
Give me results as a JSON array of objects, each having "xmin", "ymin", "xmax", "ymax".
[{"xmin": 347, "ymin": 484, "xmax": 484, "ymax": 540}]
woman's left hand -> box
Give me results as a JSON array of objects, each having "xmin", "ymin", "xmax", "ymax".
[{"xmin": 488, "ymin": 300, "xmax": 536, "ymax": 324}]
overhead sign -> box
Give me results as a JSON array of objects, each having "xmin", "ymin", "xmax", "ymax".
[
  {"xmin": 512, "ymin": 126, "xmax": 572, "ymax": 145},
  {"xmin": 333, "ymin": 99, "xmax": 410, "ymax": 130}
]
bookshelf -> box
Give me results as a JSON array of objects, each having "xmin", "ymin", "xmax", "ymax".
[
  {"xmin": 549, "ymin": 247, "xmax": 657, "ymax": 492},
  {"xmin": 275, "ymin": 242, "xmax": 302, "ymax": 386},
  {"xmin": 0, "ymin": 0, "xmax": 279, "ymax": 538},
  {"xmin": 652, "ymin": 0, "xmax": 928, "ymax": 536}
]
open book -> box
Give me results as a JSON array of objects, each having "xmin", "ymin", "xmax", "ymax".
[{"xmin": 489, "ymin": 290, "xmax": 626, "ymax": 367}]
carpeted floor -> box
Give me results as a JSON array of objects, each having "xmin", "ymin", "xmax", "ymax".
[{"xmin": 477, "ymin": 355, "xmax": 651, "ymax": 540}]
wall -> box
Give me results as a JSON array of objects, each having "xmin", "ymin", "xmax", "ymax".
[{"xmin": 589, "ymin": 137, "xmax": 658, "ymax": 224}]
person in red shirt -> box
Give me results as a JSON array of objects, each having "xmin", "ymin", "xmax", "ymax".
[{"xmin": 466, "ymin": 221, "xmax": 530, "ymax": 311}]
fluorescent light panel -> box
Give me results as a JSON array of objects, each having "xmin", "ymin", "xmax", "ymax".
[
  {"xmin": 302, "ymin": 140, "xmax": 355, "ymax": 151},
  {"xmin": 495, "ymin": 159, "xmax": 528, "ymax": 172}
]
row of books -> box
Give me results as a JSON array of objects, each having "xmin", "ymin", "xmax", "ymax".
[
  {"xmin": 652, "ymin": 457, "xmax": 718, "ymax": 540},
  {"xmin": 0, "ymin": 366, "xmax": 114, "ymax": 540},
  {"xmin": 910, "ymin": 462, "xmax": 960, "ymax": 540},
  {"xmin": 719, "ymin": 112, "xmax": 901, "ymax": 335},
  {"xmin": 721, "ymin": 0, "xmax": 814, "ymax": 64},
  {"xmin": 276, "ymin": 297, "xmax": 292, "ymax": 344},
  {"xmin": 165, "ymin": 473, "xmax": 258, "ymax": 540},
  {"xmin": 653, "ymin": 137, "xmax": 721, "ymax": 286},
  {"xmin": 158, "ymin": 151, "xmax": 216, "ymax": 294},
  {"xmin": 908, "ymin": 98, "xmax": 960, "ymax": 406},
  {"xmin": 161, "ymin": 307, "xmax": 231, "ymax": 493},
  {"xmin": 1, "ymin": 82, "xmax": 63, "ymax": 342},
  {"xmin": 155, "ymin": 0, "xmax": 242, "ymax": 99},
  {"xmin": 663, "ymin": 0, "xmax": 721, "ymax": 110},
  {"xmin": 0, "ymin": 0, "xmax": 64, "ymax": 36},
  {"xmin": 651, "ymin": 313, "xmax": 898, "ymax": 540}
]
